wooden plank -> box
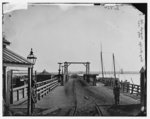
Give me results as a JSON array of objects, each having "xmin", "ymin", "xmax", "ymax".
[
  {"xmin": 13, "ymin": 85, "xmax": 28, "ymax": 91},
  {"xmin": 37, "ymin": 80, "xmax": 58, "ymax": 90},
  {"xmin": 6, "ymin": 70, "xmax": 12, "ymax": 106}
]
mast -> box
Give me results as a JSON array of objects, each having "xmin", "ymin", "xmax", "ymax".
[
  {"xmin": 113, "ymin": 53, "xmax": 116, "ymax": 79},
  {"xmin": 100, "ymin": 44, "xmax": 104, "ymax": 78}
]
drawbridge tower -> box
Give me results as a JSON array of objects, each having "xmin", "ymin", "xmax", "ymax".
[{"xmin": 63, "ymin": 62, "xmax": 90, "ymax": 83}]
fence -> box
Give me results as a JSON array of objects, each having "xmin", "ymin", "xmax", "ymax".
[
  {"xmin": 12, "ymin": 85, "xmax": 28, "ymax": 103},
  {"xmin": 36, "ymin": 78, "xmax": 59, "ymax": 100},
  {"xmin": 11, "ymin": 77, "xmax": 59, "ymax": 104},
  {"xmin": 98, "ymin": 78, "xmax": 141, "ymax": 96}
]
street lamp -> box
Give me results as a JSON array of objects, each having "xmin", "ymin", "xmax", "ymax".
[
  {"xmin": 27, "ymin": 48, "xmax": 37, "ymax": 115},
  {"xmin": 27, "ymin": 48, "xmax": 37, "ymax": 65}
]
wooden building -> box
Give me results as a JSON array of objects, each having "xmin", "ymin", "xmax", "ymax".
[
  {"xmin": 37, "ymin": 69, "xmax": 52, "ymax": 82},
  {"xmin": 83, "ymin": 74, "xmax": 98, "ymax": 86},
  {"xmin": 3, "ymin": 37, "xmax": 32, "ymax": 115}
]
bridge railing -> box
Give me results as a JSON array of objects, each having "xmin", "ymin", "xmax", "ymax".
[
  {"xmin": 12, "ymin": 85, "xmax": 28, "ymax": 103},
  {"xmin": 11, "ymin": 77, "xmax": 59, "ymax": 104},
  {"xmin": 98, "ymin": 78, "xmax": 141, "ymax": 96},
  {"xmin": 36, "ymin": 78, "xmax": 59, "ymax": 100},
  {"xmin": 120, "ymin": 83, "xmax": 141, "ymax": 95}
]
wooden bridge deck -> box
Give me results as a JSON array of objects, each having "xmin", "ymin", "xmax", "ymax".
[
  {"xmin": 35, "ymin": 80, "xmax": 140, "ymax": 116},
  {"xmin": 9, "ymin": 78, "xmax": 141, "ymax": 116}
]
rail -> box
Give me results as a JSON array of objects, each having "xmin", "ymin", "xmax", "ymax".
[
  {"xmin": 37, "ymin": 78, "xmax": 59, "ymax": 100},
  {"xmin": 11, "ymin": 77, "xmax": 59, "ymax": 104},
  {"xmin": 68, "ymin": 79, "xmax": 103, "ymax": 116},
  {"xmin": 12, "ymin": 85, "xmax": 28, "ymax": 103},
  {"xmin": 98, "ymin": 78, "xmax": 141, "ymax": 96}
]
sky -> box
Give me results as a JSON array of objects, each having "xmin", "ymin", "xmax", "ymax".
[{"xmin": 3, "ymin": 3, "xmax": 145, "ymax": 73}]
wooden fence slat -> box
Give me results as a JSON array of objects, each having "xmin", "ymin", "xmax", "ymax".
[
  {"xmin": 98, "ymin": 78, "xmax": 140, "ymax": 96},
  {"xmin": 17, "ymin": 90, "xmax": 19, "ymax": 101},
  {"xmin": 12, "ymin": 78, "xmax": 58, "ymax": 103}
]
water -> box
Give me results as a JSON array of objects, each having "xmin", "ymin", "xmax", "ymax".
[{"xmin": 102, "ymin": 73, "xmax": 140, "ymax": 85}]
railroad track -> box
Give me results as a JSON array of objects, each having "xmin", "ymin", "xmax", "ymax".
[
  {"xmin": 68, "ymin": 79, "xmax": 103, "ymax": 116},
  {"xmin": 95, "ymin": 103, "xmax": 103, "ymax": 116}
]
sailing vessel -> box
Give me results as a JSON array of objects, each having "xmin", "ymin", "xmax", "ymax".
[{"xmin": 99, "ymin": 47, "xmax": 119, "ymax": 86}]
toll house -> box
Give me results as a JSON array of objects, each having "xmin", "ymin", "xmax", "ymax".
[{"xmin": 3, "ymin": 37, "xmax": 32, "ymax": 115}]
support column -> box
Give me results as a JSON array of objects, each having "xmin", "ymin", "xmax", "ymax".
[
  {"xmin": 3, "ymin": 66, "xmax": 7, "ymax": 115},
  {"xmin": 3, "ymin": 66, "xmax": 7, "ymax": 104},
  {"xmin": 10, "ymin": 70, "xmax": 13, "ymax": 104},
  {"xmin": 140, "ymin": 67, "xmax": 146, "ymax": 108},
  {"xmin": 85, "ymin": 64, "xmax": 87, "ymax": 75},
  {"xmin": 31, "ymin": 67, "xmax": 34, "ymax": 114},
  {"xmin": 6, "ymin": 70, "xmax": 12, "ymax": 106},
  {"xmin": 61, "ymin": 66, "xmax": 64, "ymax": 86},
  {"xmin": 28, "ymin": 67, "xmax": 32, "ymax": 115},
  {"xmin": 86, "ymin": 62, "xmax": 90, "ymax": 74},
  {"xmin": 64, "ymin": 62, "xmax": 68, "ymax": 83}
]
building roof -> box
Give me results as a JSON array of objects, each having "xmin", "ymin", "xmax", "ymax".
[
  {"xmin": 3, "ymin": 48, "xmax": 32, "ymax": 67},
  {"xmin": 37, "ymin": 69, "xmax": 51, "ymax": 75},
  {"xmin": 3, "ymin": 37, "xmax": 10, "ymax": 46}
]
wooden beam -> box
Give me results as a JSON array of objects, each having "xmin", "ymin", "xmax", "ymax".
[
  {"xmin": 65, "ymin": 62, "xmax": 90, "ymax": 64},
  {"xmin": 3, "ymin": 66, "xmax": 7, "ymax": 103},
  {"xmin": 3, "ymin": 63, "xmax": 32, "ymax": 68}
]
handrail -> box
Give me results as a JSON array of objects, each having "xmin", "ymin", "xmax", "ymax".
[
  {"xmin": 36, "ymin": 77, "xmax": 58, "ymax": 85},
  {"xmin": 13, "ymin": 85, "xmax": 28, "ymax": 91},
  {"xmin": 98, "ymin": 78, "xmax": 141, "ymax": 95},
  {"xmin": 11, "ymin": 77, "xmax": 59, "ymax": 103},
  {"xmin": 37, "ymin": 80, "xmax": 58, "ymax": 90}
]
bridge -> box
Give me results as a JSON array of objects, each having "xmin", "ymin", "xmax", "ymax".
[{"xmin": 8, "ymin": 73, "xmax": 144, "ymax": 116}]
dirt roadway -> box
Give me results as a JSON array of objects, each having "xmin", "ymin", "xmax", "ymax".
[{"xmin": 35, "ymin": 78, "xmax": 140, "ymax": 116}]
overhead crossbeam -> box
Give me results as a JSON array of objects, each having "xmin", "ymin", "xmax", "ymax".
[
  {"xmin": 66, "ymin": 62, "xmax": 90, "ymax": 64},
  {"xmin": 63, "ymin": 61, "xmax": 90, "ymax": 83}
]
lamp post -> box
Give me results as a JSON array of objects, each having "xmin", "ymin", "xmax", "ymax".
[
  {"xmin": 61, "ymin": 66, "xmax": 64, "ymax": 86},
  {"xmin": 27, "ymin": 48, "xmax": 37, "ymax": 115},
  {"xmin": 58, "ymin": 63, "xmax": 62, "ymax": 85}
]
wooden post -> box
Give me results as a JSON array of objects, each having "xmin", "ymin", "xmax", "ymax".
[
  {"xmin": 101, "ymin": 51, "xmax": 104, "ymax": 79},
  {"xmin": 6, "ymin": 70, "xmax": 12, "ymax": 106},
  {"xmin": 64, "ymin": 62, "xmax": 68, "ymax": 83},
  {"xmin": 17, "ymin": 90, "xmax": 19, "ymax": 101},
  {"xmin": 140, "ymin": 67, "xmax": 146, "ymax": 107},
  {"xmin": 10, "ymin": 70, "xmax": 13, "ymax": 104},
  {"xmin": 131, "ymin": 84, "xmax": 134, "ymax": 94},
  {"xmin": 35, "ymin": 71, "xmax": 37, "ymax": 101},
  {"xmin": 3, "ymin": 66, "xmax": 7, "ymax": 102},
  {"xmin": 122, "ymin": 83, "xmax": 125, "ymax": 92},
  {"xmin": 61, "ymin": 66, "xmax": 64, "ymax": 86},
  {"xmin": 127, "ymin": 83, "xmax": 129, "ymax": 93},
  {"xmin": 137, "ymin": 86, "xmax": 139, "ymax": 96},
  {"xmin": 93, "ymin": 75, "xmax": 96, "ymax": 86},
  {"xmin": 113, "ymin": 53, "xmax": 116, "ymax": 80},
  {"xmin": 3, "ymin": 66, "xmax": 7, "ymax": 115},
  {"xmin": 22, "ymin": 88, "xmax": 25, "ymax": 98}
]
